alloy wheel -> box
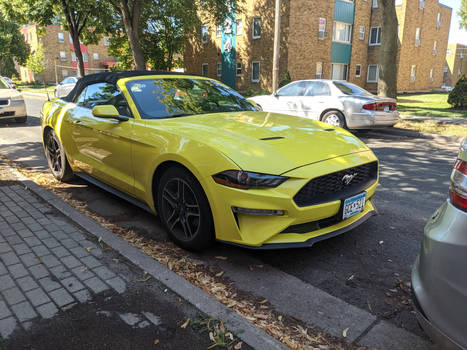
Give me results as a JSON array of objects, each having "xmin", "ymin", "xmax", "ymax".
[
  {"xmin": 323, "ymin": 114, "xmax": 342, "ymax": 127},
  {"xmin": 46, "ymin": 133, "xmax": 63, "ymax": 175}
]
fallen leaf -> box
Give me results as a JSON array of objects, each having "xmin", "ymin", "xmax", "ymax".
[
  {"xmin": 259, "ymin": 299, "xmax": 268, "ymax": 304},
  {"xmin": 348, "ymin": 274, "xmax": 355, "ymax": 281},
  {"xmin": 112, "ymin": 258, "xmax": 119, "ymax": 263},
  {"xmin": 86, "ymin": 247, "xmax": 93, "ymax": 252},
  {"xmin": 254, "ymin": 313, "xmax": 268, "ymax": 320},
  {"xmin": 215, "ymin": 256, "xmax": 228, "ymax": 260},
  {"xmin": 342, "ymin": 327, "xmax": 349, "ymax": 338},
  {"xmin": 80, "ymin": 268, "xmax": 88, "ymax": 273},
  {"xmin": 379, "ymin": 240, "xmax": 384, "ymax": 245},
  {"xmin": 98, "ymin": 236, "xmax": 103, "ymax": 243},
  {"xmin": 226, "ymin": 301, "xmax": 237, "ymax": 308},
  {"xmin": 215, "ymin": 271, "xmax": 224, "ymax": 277},
  {"xmin": 180, "ymin": 318, "xmax": 190, "ymax": 329},
  {"xmin": 278, "ymin": 315, "xmax": 283, "ymax": 321},
  {"xmin": 209, "ymin": 331, "xmax": 215, "ymax": 342},
  {"xmin": 137, "ymin": 275, "xmax": 151, "ymax": 283},
  {"xmin": 154, "ymin": 339, "xmax": 160, "ymax": 345},
  {"xmin": 234, "ymin": 341, "xmax": 243, "ymax": 349},
  {"xmin": 389, "ymin": 288, "xmax": 397, "ymax": 293}
]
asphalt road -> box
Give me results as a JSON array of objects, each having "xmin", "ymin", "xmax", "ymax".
[{"xmin": 0, "ymin": 96, "xmax": 462, "ymax": 343}]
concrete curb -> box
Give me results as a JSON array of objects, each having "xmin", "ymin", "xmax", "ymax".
[
  {"xmin": 5, "ymin": 165, "xmax": 287, "ymax": 350},
  {"xmin": 21, "ymin": 92, "xmax": 49, "ymax": 100},
  {"xmin": 361, "ymin": 127, "xmax": 464, "ymax": 144}
]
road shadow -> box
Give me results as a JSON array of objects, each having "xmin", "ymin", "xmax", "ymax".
[
  {"xmin": 0, "ymin": 141, "xmax": 48, "ymax": 171},
  {"xmin": 0, "ymin": 115, "xmax": 41, "ymax": 127}
]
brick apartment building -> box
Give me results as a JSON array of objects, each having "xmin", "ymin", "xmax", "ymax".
[
  {"xmin": 184, "ymin": 0, "xmax": 452, "ymax": 93},
  {"xmin": 444, "ymin": 43, "xmax": 467, "ymax": 86},
  {"xmin": 19, "ymin": 25, "xmax": 117, "ymax": 84}
]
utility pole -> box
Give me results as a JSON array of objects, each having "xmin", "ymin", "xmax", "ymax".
[{"xmin": 272, "ymin": 0, "xmax": 281, "ymax": 93}]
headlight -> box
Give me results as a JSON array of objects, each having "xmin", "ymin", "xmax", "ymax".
[{"xmin": 212, "ymin": 170, "xmax": 287, "ymax": 189}]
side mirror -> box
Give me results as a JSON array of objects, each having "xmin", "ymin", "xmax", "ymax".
[
  {"xmin": 273, "ymin": 91, "xmax": 279, "ymax": 97},
  {"xmin": 92, "ymin": 105, "xmax": 128, "ymax": 121}
]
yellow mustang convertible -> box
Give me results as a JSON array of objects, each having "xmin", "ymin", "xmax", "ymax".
[{"xmin": 41, "ymin": 71, "xmax": 378, "ymax": 250}]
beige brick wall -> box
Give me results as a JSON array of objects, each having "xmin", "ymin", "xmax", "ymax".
[
  {"xmin": 444, "ymin": 43, "xmax": 467, "ymax": 86},
  {"xmin": 349, "ymin": 0, "xmax": 372, "ymax": 85}
]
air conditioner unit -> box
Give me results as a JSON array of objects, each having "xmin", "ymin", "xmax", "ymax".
[{"xmin": 415, "ymin": 39, "xmax": 421, "ymax": 47}]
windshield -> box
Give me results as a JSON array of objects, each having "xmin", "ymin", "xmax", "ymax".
[
  {"xmin": 333, "ymin": 81, "xmax": 373, "ymax": 96},
  {"xmin": 0, "ymin": 78, "xmax": 10, "ymax": 89},
  {"xmin": 126, "ymin": 78, "xmax": 258, "ymax": 119}
]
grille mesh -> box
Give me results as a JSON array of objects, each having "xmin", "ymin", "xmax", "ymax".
[{"xmin": 293, "ymin": 161, "xmax": 378, "ymax": 207}]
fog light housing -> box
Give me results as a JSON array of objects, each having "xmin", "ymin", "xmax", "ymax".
[{"xmin": 232, "ymin": 206, "xmax": 285, "ymax": 216}]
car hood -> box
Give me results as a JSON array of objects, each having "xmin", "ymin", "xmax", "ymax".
[
  {"xmin": 0, "ymin": 89, "xmax": 20, "ymax": 99},
  {"xmin": 147, "ymin": 111, "xmax": 370, "ymax": 175}
]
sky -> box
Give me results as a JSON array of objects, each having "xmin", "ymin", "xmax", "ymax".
[{"xmin": 440, "ymin": 0, "xmax": 467, "ymax": 44}]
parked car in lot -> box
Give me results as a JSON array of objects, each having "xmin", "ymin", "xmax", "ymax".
[
  {"xmin": 412, "ymin": 137, "xmax": 467, "ymax": 350},
  {"xmin": 41, "ymin": 71, "xmax": 379, "ymax": 250},
  {"xmin": 1, "ymin": 77, "xmax": 16, "ymax": 89},
  {"xmin": 0, "ymin": 77, "xmax": 27, "ymax": 123},
  {"xmin": 54, "ymin": 76, "xmax": 78, "ymax": 98},
  {"xmin": 248, "ymin": 80, "xmax": 399, "ymax": 129}
]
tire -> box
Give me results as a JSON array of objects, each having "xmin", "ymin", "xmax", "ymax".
[
  {"xmin": 44, "ymin": 130, "xmax": 74, "ymax": 181},
  {"xmin": 157, "ymin": 167, "xmax": 214, "ymax": 250},
  {"xmin": 321, "ymin": 110, "xmax": 346, "ymax": 128},
  {"xmin": 14, "ymin": 116, "xmax": 27, "ymax": 123}
]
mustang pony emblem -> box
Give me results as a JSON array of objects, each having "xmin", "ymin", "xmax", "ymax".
[{"xmin": 342, "ymin": 173, "xmax": 357, "ymax": 186}]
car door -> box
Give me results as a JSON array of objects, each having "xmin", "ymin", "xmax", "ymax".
[
  {"xmin": 67, "ymin": 82, "xmax": 135, "ymax": 195},
  {"xmin": 272, "ymin": 81, "xmax": 306, "ymax": 116},
  {"xmin": 300, "ymin": 81, "xmax": 333, "ymax": 120}
]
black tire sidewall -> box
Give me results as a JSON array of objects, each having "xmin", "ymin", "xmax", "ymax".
[
  {"xmin": 45, "ymin": 130, "xmax": 73, "ymax": 181},
  {"xmin": 322, "ymin": 111, "xmax": 346, "ymax": 128},
  {"xmin": 157, "ymin": 167, "xmax": 214, "ymax": 250}
]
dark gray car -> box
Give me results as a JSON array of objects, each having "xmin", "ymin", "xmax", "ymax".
[{"xmin": 412, "ymin": 137, "xmax": 467, "ymax": 350}]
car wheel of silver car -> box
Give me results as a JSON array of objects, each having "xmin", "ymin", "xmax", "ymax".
[
  {"xmin": 322, "ymin": 111, "xmax": 345, "ymax": 128},
  {"xmin": 157, "ymin": 167, "xmax": 214, "ymax": 251},
  {"xmin": 44, "ymin": 130, "xmax": 74, "ymax": 182}
]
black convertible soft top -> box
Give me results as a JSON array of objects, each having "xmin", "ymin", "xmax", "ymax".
[{"xmin": 62, "ymin": 70, "xmax": 199, "ymax": 102}]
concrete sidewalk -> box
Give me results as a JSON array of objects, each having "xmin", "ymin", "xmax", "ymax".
[
  {"xmin": 0, "ymin": 165, "xmax": 267, "ymax": 349},
  {"xmin": 400, "ymin": 114, "xmax": 467, "ymax": 125}
]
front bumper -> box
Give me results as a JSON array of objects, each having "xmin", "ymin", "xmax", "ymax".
[
  {"xmin": 0, "ymin": 100, "xmax": 26, "ymax": 120},
  {"xmin": 346, "ymin": 110, "xmax": 399, "ymax": 129},
  {"xmin": 206, "ymin": 151, "xmax": 378, "ymax": 248},
  {"xmin": 411, "ymin": 200, "xmax": 467, "ymax": 350}
]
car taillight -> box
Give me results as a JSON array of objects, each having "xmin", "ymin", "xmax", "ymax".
[
  {"xmin": 362, "ymin": 102, "xmax": 396, "ymax": 111},
  {"xmin": 449, "ymin": 159, "xmax": 467, "ymax": 212}
]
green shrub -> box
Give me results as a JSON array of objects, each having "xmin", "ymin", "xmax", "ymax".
[
  {"xmin": 278, "ymin": 71, "xmax": 291, "ymax": 88},
  {"xmin": 447, "ymin": 75, "xmax": 467, "ymax": 109},
  {"xmin": 241, "ymin": 88, "xmax": 271, "ymax": 98}
]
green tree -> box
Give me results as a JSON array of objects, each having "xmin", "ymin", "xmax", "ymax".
[
  {"xmin": 378, "ymin": 0, "xmax": 398, "ymax": 98},
  {"xmin": 0, "ymin": 0, "xmax": 109, "ymax": 77},
  {"xmin": 25, "ymin": 42, "xmax": 45, "ymax": 80},
  {"xmin": 0, "ymin": 18, "xmax": 29, "ymax": 77},
  {"xmin": 459, "ymin": 0, "xmax": 467, "ymax": 29}
]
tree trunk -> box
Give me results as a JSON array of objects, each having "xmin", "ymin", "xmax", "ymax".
[
  {"xmin": 378, "ymin": 0, "xmax": 398, "ymax": 98},
  {"xmin": 71, "ymin": 31, "xmax": 86, "ymax": 77},
  {"xmin": 120, "ymin": 0, "xmax": 145, "ymax": 70}
]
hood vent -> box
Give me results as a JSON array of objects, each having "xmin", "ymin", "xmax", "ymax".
[{"xmin": 260, "ymin": 136, "xmax": 284, "ymax": 141}]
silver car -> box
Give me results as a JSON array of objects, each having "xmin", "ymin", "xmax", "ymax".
[
  {"xmin": 412, "ymin": 137, "xmax": 467, "ymax": 350},
  {"xmin": 248, "ymin": 80, "xmax": 399, "ymax": 129},
  {"xmin": 54, "ymin": 76, "xmax": 78, "ymax": 98},
  {"xmin": 0, "ymin": 77, "xmax": 27, "ymax": 123}
]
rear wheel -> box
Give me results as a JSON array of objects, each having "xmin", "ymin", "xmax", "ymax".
[
  {"xmin": 44, "ymin": 130, "xmax": 74, "ymax": 181},
  {"xmin": 157, "ymin": 167, "xmax": 214, "ymax": 250},
  {"xmin": 321, "ymin": 110, "xmax": 346, "ymax": 128}
]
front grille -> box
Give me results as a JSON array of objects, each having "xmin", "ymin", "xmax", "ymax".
[
  {"xmin": 281, "ymin": 212, "xmax": 342, "ymax": 234},
  {"xmin": 0, "ymin": 99, "xmax": 9, "ymax": 106},
  {"xmin": 293, "ymin": 161, "xmax": 378, "ymax": 207}
]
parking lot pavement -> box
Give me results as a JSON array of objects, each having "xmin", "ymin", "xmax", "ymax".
[{"xmin": 0, "ymin": 180, "xmax": 247, "ymax": 349}]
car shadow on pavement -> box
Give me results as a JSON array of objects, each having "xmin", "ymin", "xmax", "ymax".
[
  {"xmin": 0, "ymin": 117, "xmax": 40, "ymax": 128},
  {"xmin": 0, "ymin": 141, "xmax": 48, "ymax": 172}
]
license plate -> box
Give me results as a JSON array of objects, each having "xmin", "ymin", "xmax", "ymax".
[
  {"xmin": 342, "ymin": 193, "xmax": 366, "ymax": 220},
  {"xmin": 384, "ymin": 105, "xmax": 390, "ymax": 112}
]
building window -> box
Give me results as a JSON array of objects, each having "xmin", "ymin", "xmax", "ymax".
[
  {"xmin": 216, "ymin": 25, "xmax": 222, "ymax": 38},
  {"xmin": 331, "ymin": 63, "xmax": 348, "ymax": 80},
  {"xmin": 236, "ymin": 19, "xmax": 243, "ymax": 35},
  {"xmin": 446, "ymin": 48, "xmax": 451, "ymax": 55},
  {"xmin": 415, "ymin": 27, "xmax": 421, "ymax": 46},
  {"xmin": 437, "ymin": 13, "xmax": 441, "ymax": 27},
  {"xmin": 252, "ymin": 18, "xmax": 261, "ymax": 39},
  {"xmin": 359, "ymin": 26, "xmax": 365, "ymax": 40},
  {"xmin": 372, "ymin": 0, "xmax": 378, "ymax": 8},
  {"xmin": 93, "ymin": 53, "xmax": 99, "ymax": 60},
  {"xmin": 433, "ymin": 41, "xmax": 437, "ymax": 55},
  {"xmin": 58, "ymin": 33, "xmax": 64, "ymax": 42},
  {"xmin": 429, "ymin": 68, "xmax": 434, "ymax": 82},
  {"xmin": 369, "ymin": 27, "xmax": 381, "ymax": 45},
  {"xmin": 444, "ymin": 66, "xmax": 448, "ymax": 73},
  {"xmin": 59, "ymin": 51, "xmax": 66, "ymax": 61},
  {"xmin": 202, "ymin": 63, "xmax": 208, "ymax": 76},
  {"xmin": 62, "ymin": 69, "xmax": 68, "ymax": 78},
  {"xmin": 333, "ymin": 22, "xmax": 352, "ymax": 43},
  {"xmin": 103, "ymin": 36, "xmax": 110, "ymax": 46},
  {"xmin": 410, "ymin": 65, "xmax": 416, "ymax": 82},
  {"xmin": 236, "ymin": 62, "xmax": 242, "ymax": 76},
  {"xmin": 459, "ymin": 69, "xmax": 462, "ymax": 76},
  {"xmin": 69, "ymin": 34, "xmax": 73, "ymax": 44},
  {"xmin": 83, "ymin": 53, "xmax": 88, "ymax": 63},
  {"xmin": 367, "ymin": 65, "xmax": 379, "ymax": 82},
  {"xmin": 419, "ymin": 0, "xmax": 426, "ymax": 9},
  {"xmin": 316, "ymin": 62, "xmax": 323, "ymax": 79},
  {"xmin": 201, "ymin": 25, "xmax": 208, "ymax": 44},
  {"xmin": 355, "ymin": 64, "xmax": 361, "ymax": 77},
  {"xmin": 216, "ymin": 63, "xmax": 222, "ymax": 77},
  {"xmin": 251, "ymin": 61, "xmax": 260, "ymax": 82},
  {"xmin": 318, "ymin": 18, "xmax": 327, "ymax": 39},
  {"xmin": 395, "ymin": 0, "xmax": 402, "ymax": 5}
]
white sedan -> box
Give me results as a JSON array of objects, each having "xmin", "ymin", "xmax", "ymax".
[
  {"xmin": 54, "ymin": 76, "xmax": 78, "ymax": 98},
  {"xmin": 249, "ymin": 80, "xmax": 399, "ymax": 129},
  {"xmin": 0, "ymin": 77, "xmax": 26, "ymax": 123}
]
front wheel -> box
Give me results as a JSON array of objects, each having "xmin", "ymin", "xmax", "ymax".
[
  {"xmin": 157, "ymin": 167, "xmax": 214, "ymax": 250},
  {"xmin": 321, "ymin": 111, "xmax": 346, "ymax": 128},
  {"xmin": 44, "ymin": 130, "xmax": 74, "ymax": 181}
]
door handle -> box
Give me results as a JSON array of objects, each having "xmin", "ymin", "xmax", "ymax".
[{"xmin": 72, "ymin": 120, "xmax": 82, "ymax": 124}]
